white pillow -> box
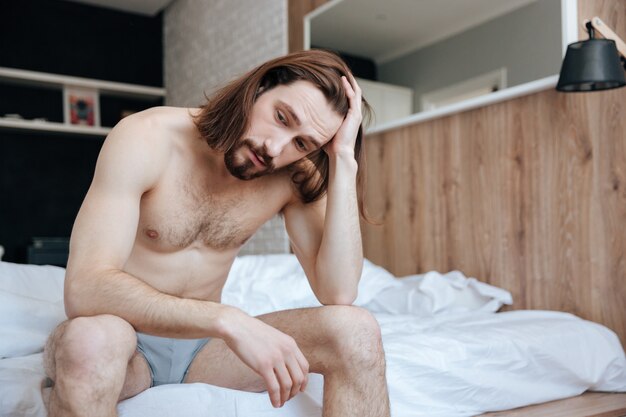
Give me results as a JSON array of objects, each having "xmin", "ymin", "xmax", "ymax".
[
  {"xmin": 0, "ymin": 262, "xmax": 67, "ymax": 359},
  {"xmin": 0, "ymin": 262, "xmax": 65, "ymax": 302}
]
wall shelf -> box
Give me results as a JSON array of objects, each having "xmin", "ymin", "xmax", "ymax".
[
  {"xmin": 0, "ymin": 66, "xmax": 165, "ymax": 99},
  {"xmin": 0, "ymin": 118, "xmax": 111, "ymax": 136},
  {"xmin": 0, "ymin": 66, "xmax": 165, "ymax": 135}
]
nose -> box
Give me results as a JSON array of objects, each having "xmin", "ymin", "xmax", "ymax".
[{"xmin": 263, "ymin": 134, "xmax": 291, "ymax": 158}]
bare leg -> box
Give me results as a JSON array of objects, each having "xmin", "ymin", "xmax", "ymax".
[
  {"xmin": 43, "ymin": 314, "xmax": 151, "ymax": 417},
  {"xmin": 184, "ymin": 306, "xmax": 390, "ymax": 417}
]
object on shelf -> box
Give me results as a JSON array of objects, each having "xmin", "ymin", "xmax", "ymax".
[
  {"xmin": 0, "ymin": 66, "xmax": 164, "ymax": 135},
  {"xmin": 63, "ymin": 87, "xmax": 100, "ymax": 127},
  {"xmin": 27, "ymin": 237, "xmax": 70, "ymax": 267}
]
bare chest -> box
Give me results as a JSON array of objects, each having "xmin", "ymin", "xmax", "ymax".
[{"xmin": 137, "ymin": 175, "xmax": 287, "ymax": 251}]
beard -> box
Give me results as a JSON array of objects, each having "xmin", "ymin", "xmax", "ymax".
[{"xmin": 224, "ymin": 138, "xmax": 276, "ymax": 180}]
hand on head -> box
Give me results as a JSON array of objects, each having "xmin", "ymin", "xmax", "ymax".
[{"xmin": 324, "ymin": 73, "xmax": 363, "ymax": 157}]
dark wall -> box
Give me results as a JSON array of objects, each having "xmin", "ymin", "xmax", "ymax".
[
  {"xmin": 0, "ymin": 0, "xmax": 163, "ymax": 86},
  {"xmin": 0, "ymin": 0, "xmax": 163, "ymax": 263},
  {"xmin": 311, "ymin": 47, "xmax": 378, "ymax": 81},
  {"xmin": 337, "ymin": 51, "xmax": 377, "ymax": 81},
  {"xmin": 0, "ymin": 132, "xmax": 103, "ymax": 263}
]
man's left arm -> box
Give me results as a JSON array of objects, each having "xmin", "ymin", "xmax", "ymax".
[{"xmin": 283, "ymin": 74, "xmax": 364, "ymax": 305}]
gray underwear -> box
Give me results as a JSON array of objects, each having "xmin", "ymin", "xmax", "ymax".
[{"xmin": 136, "ymin": 333, "xmax": 210, "ymax": 386}]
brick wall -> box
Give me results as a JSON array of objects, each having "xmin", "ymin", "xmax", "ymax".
[
  {"xmin": 164, "ymin": 0, "xmax": 290, "ymax": 255},
  {"xmin": 164, "ymin": 0, "xmax": 287, "ymax": 107}
]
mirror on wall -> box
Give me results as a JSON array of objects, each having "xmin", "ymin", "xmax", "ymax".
[{"xmin": 306, "ymin": 0, "xmax": 577, "ymax": 130}]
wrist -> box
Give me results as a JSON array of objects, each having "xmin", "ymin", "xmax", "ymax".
[
  {"xmin": 327, "ymin": 146, "xmax": 355, "ymax": 159},
  {"xmin": 215, "ymin": 304, "xmax": 248, "ymax": 341},
  {"xmin": 328, "ymin": 150, "xmax": 358, "ymax": 171}
]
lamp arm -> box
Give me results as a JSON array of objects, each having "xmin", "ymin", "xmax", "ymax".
[{"xmin": 585, "ymin": 16, "xmax": 626, "ymax": 59}]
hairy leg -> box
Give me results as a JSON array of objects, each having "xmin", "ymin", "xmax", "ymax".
[
  {"xmin": 43, "ymin": 315, "xmax": 151, "ymax": 417},
  {"xmin": 184, "ymin": 305, "xmax": 390, "ymax": 417}
]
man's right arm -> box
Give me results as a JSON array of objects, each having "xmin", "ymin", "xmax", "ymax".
[
  {"xmin": 65, "ymin": 111, "xmax": 309, "ymax": 406},
  {"xmin": 64, "ymin": 112, "xmax": 234, "ymax": 339}
]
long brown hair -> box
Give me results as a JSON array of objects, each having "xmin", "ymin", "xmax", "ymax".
[{"xmin": 193, "ymin": 49, "xmax": 372, "ymax": 219}]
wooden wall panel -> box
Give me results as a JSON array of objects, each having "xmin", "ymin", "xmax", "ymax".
[
  {"xmin": 361, "ymin": 1, "xmax": 626, "ymax": 345},
  {"xmin": 363, "ymin": 85, "xmax": 626, "ymax": 343},
  {"xmin": 287, "ymin": 0, "xmax": 329, "ymax": 53},
  {"xmin": 289, "ymin": 0, "xmax": 626, "ymax": 345}
]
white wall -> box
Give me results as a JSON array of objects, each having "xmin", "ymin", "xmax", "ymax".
[
  {"xmin": 379, "ymin": 0, "xmax": 562, "ymax": 112},
  {"xmin": 163, "ymin": 0, "xmax": 290, "ymax": 255}
]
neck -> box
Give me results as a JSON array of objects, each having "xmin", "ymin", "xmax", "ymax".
[{"xmin": 208, "ymin": 146, "xmax": 242, "ymax": 183}]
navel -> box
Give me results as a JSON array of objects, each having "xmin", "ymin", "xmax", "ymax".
[{"xmin": 145, "ymin": 229, "xmax": 160, "ymax": 239}]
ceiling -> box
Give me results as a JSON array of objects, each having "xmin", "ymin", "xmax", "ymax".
[
  {"xmin": 310, "ymin": 0, "xmax": 540, "ymax": 64},
  {"xmin": 63, "ymin": 0, "xmax": 175, "ymax": 16}
]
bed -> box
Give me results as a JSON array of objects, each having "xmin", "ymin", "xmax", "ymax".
[{"xmin": 1, "ymin": 254, "xmax": 625, "ymax": 417}]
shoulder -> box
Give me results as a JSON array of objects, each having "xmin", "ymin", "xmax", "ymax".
[
  {"xmin": 103, "ymin": 106, "xmax": 198, "ymax": 160},
  {"xmin": 279, "ymin": 158, "xmax": 327, "ymax": 211},
  {"xmin": 115, "ymin": 106, "xmax": 196, "ymax": 137},
  {"xmin": 280, "ymin": 174, "xmax": 327, "ymax": 215},
  {"xmin": 95, "ymin": 107, "xmax": 193, "ymax": 191}
]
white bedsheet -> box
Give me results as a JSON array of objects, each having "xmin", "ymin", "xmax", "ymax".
[{"xmin": 1, "ymin": 255, "xmax": 625, "ymax": 417}]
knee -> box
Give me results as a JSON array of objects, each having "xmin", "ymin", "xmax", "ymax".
[
  {"xmin": 322, "ymin": 306, "xmax": 384, "ymax": 368},
  {"xmin": 52, "ymin": 315, "xmax": 136, "ymax": 377}
]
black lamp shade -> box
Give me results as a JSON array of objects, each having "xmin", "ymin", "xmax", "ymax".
[{"xmin": 556, "ymin": 39, "xmax": 626, "ymax": 92}]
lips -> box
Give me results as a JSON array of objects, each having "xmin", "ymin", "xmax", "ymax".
[{"xmin": 249, "ymin": 148, "xmax": 266, "ymax": 168}]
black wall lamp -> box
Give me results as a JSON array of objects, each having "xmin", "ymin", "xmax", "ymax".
[{"xmin": 557, "ymin": 16, "xmax": 626, "ymax": 92}]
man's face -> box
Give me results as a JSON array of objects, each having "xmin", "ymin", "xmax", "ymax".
[{"xmin": 224, "ymin": 80, "xmax": 344, "ymax": 180}]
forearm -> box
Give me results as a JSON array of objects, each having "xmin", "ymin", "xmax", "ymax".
[
  {"xmin": 65, "ymin": 269, "xmax": 238, "ymax": 339},
  {"xmin": 315, "ymin": 151, "xmax": 363, "ymax": 303}
]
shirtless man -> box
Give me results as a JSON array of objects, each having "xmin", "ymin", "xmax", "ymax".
[{"xmin": 43, "ymin": 49, "xmax": 390, "ymax": 417}]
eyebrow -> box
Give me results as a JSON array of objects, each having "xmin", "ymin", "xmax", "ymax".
[{"xmin": 278, "ymin": 100, "xmax": 323, "ymax": 149}]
